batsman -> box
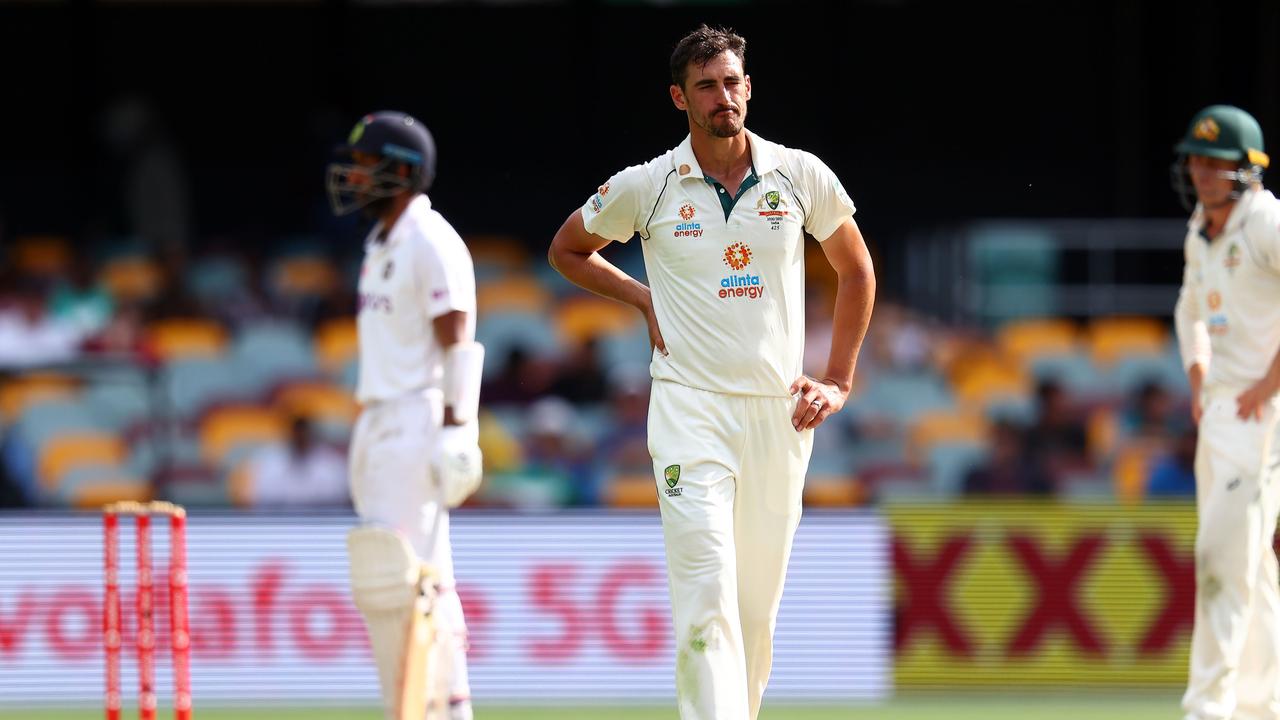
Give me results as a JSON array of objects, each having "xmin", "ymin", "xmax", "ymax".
[
  {"xmin": 327, "ymin": 111, "xmax": 483, "ymax": 720},
  {"xmin": 1172, "ymin": 104, "xmax": 1280, "ymax": 720}
]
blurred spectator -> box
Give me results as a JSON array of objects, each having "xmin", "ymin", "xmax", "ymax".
[
  {"xmin": 594, "ymin": 365, "xmax": 652, "ymax": 485},
  {"xmin": 1024, "ymin": 379, "xmax": 1090, "ymax": 485},
  {"xmin": 855, "ymin": 301, "xmax": 935, "ymax": 380},
  {"xmin": 49, "ymin": 256, "xmax": 114, "ymax": 338},
  {"xmin": 1122, "ymin": 380, "xmax": 1182, "ymax": 443},
  {"xmin": 549, "ymin": 337, "xmax": 608, "ymax": 405},
  {"xmin": 244, "ymin": 417, "xmax": 348, "ymax": 507},
  {"xmin": 214, "ymin": 251, "xmax": 277, "ymax": 330},
  {"xmin": 98, "ymin": 96, "xmax": 192, "ymax": 259},
  {"xmin": 1147, "ymin": 426, "xmax": 1197, "ymax": 497},
  {"xmin": 483, "ymin": 346, "xmax": 554, "ymax": 406},
  {"xmin": 0, "ymin": 444, "xmax": 27, "ymax": 508},
  {"xmin": 82, "ymin": 301, "xmax": 147, "ymax": 358},
  {"xmin": 0, "ymin": 278, "xmax": 80, "ymax": 367},
  {"xmin": 803, "ymin": 285, "xmax": 834, "ymax": 377},
  {"xmin": 520, "ymin": 396, "xmax": 596, "ymax": 506},
  {"xmin": 963, "ymin": 420, "xmax": 1053, "ymax": 495},
  {"xmin": 309, "ymin": 280, "xmax": 357, "ymax": 330}
]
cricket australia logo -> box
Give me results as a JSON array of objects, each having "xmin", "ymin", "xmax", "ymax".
[
  {"xmin": 756, "ymin": 190, "xmax": 789, "ymax": 230},
  {"xmin": 664, "ymin": 465, "xmax": 682, "ymax": 497},
  {"xmin": 1226, "ymin": 243, "xmax": 1241, "ymax": 272},
  {"xmin": 1194, "ymin": 117, "xmax": 1221, "ymax": 142}
]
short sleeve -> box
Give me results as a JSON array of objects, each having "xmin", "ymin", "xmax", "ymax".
[
  {"xmin": 1243, "ymin": 194, "xmax": 1280, "ymax": 274},
  {"xmin": 798, "ymin": 151, "xmax": 857, "ymax": 242},
  {"xmin": 580, "ymin": 165, "xmax": 650, "ymax": 243},
  {"xmin": 413, "ymin": 225, "xmax": 476, "ymax": 319}
]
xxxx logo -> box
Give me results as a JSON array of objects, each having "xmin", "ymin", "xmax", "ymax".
[{"xmin": 678, "ymin": 203, "xmax": 696, "ymax": 221}]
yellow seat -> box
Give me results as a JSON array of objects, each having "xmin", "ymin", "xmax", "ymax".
[
  {"xmin": 939, "ymin": 340, "xmax": 1005, "ymax": 387},
  {"xmin": 99, "ymin": 257, "xmax": 163, "ymax": 301},
  {"xmin": 315, "ymin": 317, "xmax": 358, "ymax": 373},
  {"xmin": 477, "ymin": 277, "xmax": 551, "ymax": 314},
  {"xmin": 273, "ymin": 257, "xmax": 338, "ymax": 297},
  {"xmin": 0, "ymin": 374, "xmax": 79, "ymax": 424},
  {"xmin": 605, "ymin": 473, "xmax": 659, "ymax": 508},
  {"xmin": 467, "ymin": 235, "xmax": 530, "ymax": 274},
  {"xmin": 478, "ymin": 411, "xmax": 523, "ymax": 473},
  {"xmin": 951, "ymin": 358, "xmax": 1031, "ymax": 411},
  {"xmin": 554, "ymin": 296, "xmax": 640, "ymax": 345},
  {"xmin": 907, "ymin": 410, "xmax": 990, "ymax": 458},
  {"xmin": 274, "ymin": 381, "xmax": 358, "ymax": 424},
  {"xmin": 1087, "ymin": 316, "xmax": 1167, "ymax": 366},
  {"xmin": 12, "ymin": 235, "xmax": 71, "ymax": 277},
  {"xmin": 146, "ymin": 318, "xmax": 228, "ymax": 361},
  {"xmin": 200, "ymin": 406, "xmax": 287, "ymax": 464},
  {"xmin": 803, "ymin": 476, "xmax": 866, "ymax": 507},
  {"xmin": 69, "ymin": 478, "xmax": 151, "ymax": 509},
  {"xmin": 38, "ymin": 433, "xmax": 126, "ymax": 492},
  {"xmin": 996, "ymin": 318, "xmax": 1079, "ymax": 364}
]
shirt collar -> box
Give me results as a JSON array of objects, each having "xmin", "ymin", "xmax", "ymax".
[
  {"xmin": 369, "ymin": 193, "xmax": 431, "ymax": 249},
  {"xmin": 673, "ymin": 129, "xmax": 780, "ymax": 181}
]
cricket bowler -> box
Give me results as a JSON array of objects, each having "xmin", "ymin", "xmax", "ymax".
[{"xmin": 548, "ymin": 26, "xmax": 876, "ymax": 720}]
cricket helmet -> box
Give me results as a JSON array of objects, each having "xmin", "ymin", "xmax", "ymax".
[
  {"xmin": 1170, "ymin": 104, "xmax": 1269, "ymax": 210},
  {"xmin": 326, "ymin": 111, "xmax": 437, "ymax": 216}
]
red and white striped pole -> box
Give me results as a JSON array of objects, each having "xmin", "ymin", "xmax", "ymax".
[
  {"xmin": 135, "ymin": 511, "xmax": 156, "ymax": 720},
  {"xmin": 103, "ymin": 509, "xmax": 121, "ymax": 720},
  {"xmin": 169, "ymin": 508, "xmax": 192, "ymax": 720}
]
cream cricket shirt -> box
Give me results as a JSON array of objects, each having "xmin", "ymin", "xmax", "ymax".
[
  {"xmin": 1175, "ymin": 188, "xmax": 1280, "ymax": 390},
  {"xmin": 581, "ymin": 131, "xmax": 856, "ymax": 397},
  {"xmin": 356, "ymin": 194, "xmax": 477, "ymax": 404}
]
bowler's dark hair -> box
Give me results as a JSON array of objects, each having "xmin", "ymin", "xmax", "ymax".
[{"xmin": 670, "ymin": 25, "xmax": 746, "ymax": 89}]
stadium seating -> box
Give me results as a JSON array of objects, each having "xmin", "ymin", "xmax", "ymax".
[
  {"xmin": 314, "ymin": 317, "xmax": 358, "ymax": 373},
  {"xmin": 99, "ymin": 256, "xmax": 163, "ymax": 301},
  {"xmin": 199, "ymin": 405, "xmax": 287, "ymax": 466},
  {"xmin": 146, "ymin": 318, "xmax": 228, "ymax": 362}
]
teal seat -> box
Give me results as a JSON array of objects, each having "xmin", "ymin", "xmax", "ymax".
[
  {"xmin": 163, "ymin": 358, "xmax": 248, "ymax": 420},
  {"xmin": 476, "ymin": 311, "xmax": 561, "ymax": 377},
  {"xmin": 232, "ymin": 322, "xmax": 318, "ymax": 394}
]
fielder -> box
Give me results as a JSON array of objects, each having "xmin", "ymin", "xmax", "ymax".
[
  {"xmin": 1172, "ymin": 104, "xmax": 1280, "ymax": 720},
  {"xmin": 327, "ymin": 111, "xmax": 483, "ymax": 720},
  {"xmin": 548, "ymin": 26, "xmax": 876, "ymax": 720}
]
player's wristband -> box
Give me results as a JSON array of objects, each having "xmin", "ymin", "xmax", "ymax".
[{"xmin": 443, "ymin": 341, "xmax": 484, "ymax": 424}]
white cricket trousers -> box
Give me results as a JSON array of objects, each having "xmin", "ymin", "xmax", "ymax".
[
  {"xmin": 349, "ymin": 391, "xmax": 472, "ymax": 709},
  {"xmin": 1184, "ymin": 386, "xmax": 1280, "ymax": 720},
  {"xmin": 647, "ymin": 380, "xmax": 814, "ymax": 720}
]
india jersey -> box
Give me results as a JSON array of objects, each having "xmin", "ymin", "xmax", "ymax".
[
  {"xmin": 1175, "ymin": 188, "xmax": 1280, "ymax": 389},
  {"xmin": 581, "ymin": 131, "xmax": 856, "ymax": 397},
  {"xmin": 355, "ymin": 194, "xmax": 477, "ymax": 404}
]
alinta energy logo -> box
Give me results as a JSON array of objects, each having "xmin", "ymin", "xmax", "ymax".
[
  {"xmin": 718, "ymin": 242, "xmax": 765, "ymax": 300},
  {"xmin": 675, "ymin": 202, "xmax": 702, "ymax": 238}
]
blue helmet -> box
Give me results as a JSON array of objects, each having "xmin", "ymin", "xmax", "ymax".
[{"xmin": 326, "ymin": 111, "xmax": 437, "ymax": 216}]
